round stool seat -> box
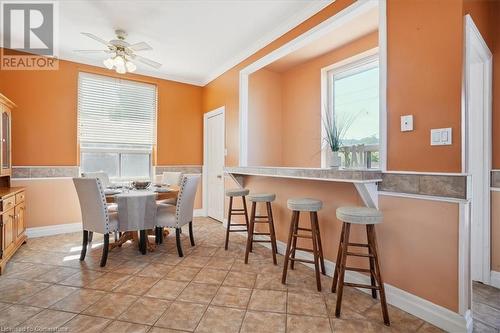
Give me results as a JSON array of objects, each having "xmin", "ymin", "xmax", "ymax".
[
  {"xmin": 225, "ymin": 188, "xmax": 250, "ymax": 197},
  {"xmin": 336, "ymin": 206, "xmax": 383, "ymax": 224},
  {"xmin": 287, "ymin": 198, "xmax": 323, "ymax": 212},
  {"xmin": 248, "ymin": 193, "xmax": 276, "ymax": 202}
]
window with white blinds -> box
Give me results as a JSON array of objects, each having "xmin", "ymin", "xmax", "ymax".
[{"xmin": 78, "ymin": 72, "xmax": 157, "ymax": 180}]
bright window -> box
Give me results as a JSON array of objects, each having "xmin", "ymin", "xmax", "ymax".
[
  {"xmin": 78, "ymin": 72, "xmax": 157, "ymax": 180},
  {"xmin": 327, "ymin": 53, "xmax": 379, "ymax": 168}
]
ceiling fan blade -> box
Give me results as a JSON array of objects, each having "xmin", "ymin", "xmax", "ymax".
[
  {"xmin": 81, "ymin": 32, "xmax": 112, "ymax": 47},
  {"xmin": 128, "ymin": 41, "xmax": 152, "ymax": 51},
  {"xmin": 133, "ymin": 55, "xmax": 162, "ymax": 69},
  {"xmin": 73, "ymin": 49, "xmax": 111, "ymax": 54}
]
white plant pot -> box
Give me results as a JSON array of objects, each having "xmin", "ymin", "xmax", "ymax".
[{"xmin": 326, "ymin": 150, "xmax": 341, "ymax": 169}]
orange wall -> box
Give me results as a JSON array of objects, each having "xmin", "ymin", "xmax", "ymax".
[{"xmin": 0, "ymin": 56, "xmax": 203, "ymax": 166}]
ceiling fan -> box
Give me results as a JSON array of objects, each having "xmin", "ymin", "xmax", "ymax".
[{"xmin": 75, "ymin": 29, "xmax": 162, "ymax": 74}]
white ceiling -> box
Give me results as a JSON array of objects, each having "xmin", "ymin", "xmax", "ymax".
[{"xmin": 55, "ymin": 0, "xmax": 333, "ymax": 86}]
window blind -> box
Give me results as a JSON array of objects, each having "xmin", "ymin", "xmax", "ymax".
[{"xmin": 78, "ymin": 72, "xmax": 157, "ymax": 147}]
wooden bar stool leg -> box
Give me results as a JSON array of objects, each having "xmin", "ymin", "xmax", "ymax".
[
  {"xmin": 290, "ymin": 211, "xmax": 299, "ymax": 270},
  {"xmin": 245, "ymin": 202, "xmax": 256, "ymax": 264},
  {"xmin": 335, "ymin": 223, "xmax": 351, "ymax": 318},
  {"xmin": 267, "ymin": 202, "xmax": 278, "ymax": 265},
  {"xmin": 242, "ymin": 196, "xmax": 251, "ymax": 252},
  {"xmin": 369, "ymin": 225, "xmax": 390, "ymax": 326},
  {"xmin": 313, "ymin": 212, "xmax": 326, "ymax": 274},
  {"xmin": 310, "ymin": 212, "xmax": 322, "ymax": 292},
  {"xmin": 224, "ymin": 196, "xmax": 233, "ymax": 250},
  {"xmin": 366, "ymin": 225, "xmax": 378, "ymax": 299},
  {"xmin": 331, "ymin": 222, "xmax": 346, "ymax": 293},
  {"xmin": 282, "ymin": 211, "xmax": 298, "ymax": 284}
]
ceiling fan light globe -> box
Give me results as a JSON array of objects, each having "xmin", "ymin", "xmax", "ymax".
[
  {"xmin": 113, "ymin": 55, "xmax": 125, "ymax": 67},
  {"xmin": 115, "ymin": 65, "xmax": 126, "ymax": 74},
  {"xmin": 103, "ymin": 58, "xmax": 114, "ymax": 69},
  {"xmin": 125, "ymin": 61, "xmax": 137, "ymax": 72}
]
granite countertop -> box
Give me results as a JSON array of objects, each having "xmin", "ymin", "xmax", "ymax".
[{"xmin": 224, "ymin": 166, "xmax": 382, "ymax": 183}]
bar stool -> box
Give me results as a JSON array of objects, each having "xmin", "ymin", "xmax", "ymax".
[
  {"xmin": 245, "ymin": 193, "xmax": 278, "ymax": 265},
  {"xmin": 225, "ymin": 188, "xmax": 250, "ymax": 250},
  {"xmin": 332, "ymin": 206, "xmax": 390, "ymax": 326},
  {"xmin": 282, "ymin": 198, "xmax": 326, "ymax": 291}
]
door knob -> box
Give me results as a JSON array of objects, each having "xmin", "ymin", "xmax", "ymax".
[{"xmin": 216, "ymin": 175, "xmax": 222, "ymax": 179}]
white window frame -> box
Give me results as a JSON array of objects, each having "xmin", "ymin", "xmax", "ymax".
[{"xmin": 320, "ymin": 48, "xmax": 380, "ymax": 169}]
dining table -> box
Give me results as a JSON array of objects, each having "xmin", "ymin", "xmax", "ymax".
[{"xmin": 104, "ymin": 185, "xmax": 180, "ymax": 252}]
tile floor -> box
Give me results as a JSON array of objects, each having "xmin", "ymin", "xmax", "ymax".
[
  {"xmin": 473, "ymin": 281, "xmax": 500, "ymax": 332},
  {"xmin": 0, "ymin": 217, "xmax": 443, "ymax": 332}
]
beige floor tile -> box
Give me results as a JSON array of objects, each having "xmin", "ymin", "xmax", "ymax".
[
  {"xmin": 61, "ymin": 314, "xmax": 111, "ymax": 333},
  {"xmin": 190, "ymin": 246, "xmax": 219, "ymax": 257},
  {"xmin": 32, "ymin": 266, "xmax": 80, "ymax": 283},
  {"xmin": 248, "ymin": 289, "xmax": 286, "ymax": 313},
  {"xmin": 287, "ymin": 292, "xmax": 328, "ymax": 317},
  {"xmin": 82, "ymin": 292, "xmax": 138, "ymax": 319},
  {"xmin": 50, "ymin": 288, "xmax": 107, "ymax": 313},
  {"xmin": 193, "ymin": 268, "xmax": 228, "ymax": 285},
  {"xmin": 0, "ymin": 278, "xmax": 50, "ymax": 303},
  {"xmin": 195, "ymin": 305, "xmax": 245, "ymax": 333},
  {"xmin": 254, "ymin": 272, "xmax": 287, "ymax": 291},
  {"xmin": 113, "ymin": 276, "xmax": 159, "ymax": 295},
  {"xmin": 287, "ymin": 314, "xmax": 332, "ymax": 333},
  {"xmin": 102, "ymin": 320, "xmax": 150, "ymax": 333},
  {"xmin": 211, "ymin": 286, "xmax": 252, "ymax": 309},
  {"xmin": 152, "ymin": 254, "xmax": 184, "ymax": 266},
  {"xmin": 19, "ymin": 309, "xmax": 76, "ymax": 330},
  {"xmin": 85, "ymin": 272, "xmax": 132, "ymax": 291},
  {"xmin": 19, "ymin": 284, "xmax": 77, "ymax": 308},
  {"xmin": 179, "ymin": 256, "xmax": 209, "ymax": 268},
  {"xmin": 149, "ymin": 328, "xmax": 189, "ymax": 333},
  {"xmin": 112, "ymin": 260, "xmax": 150, "ymax": 275},
  {"xmin": 364, "ymin": 303, "xmax": 423, "ymax": 330},
  {"xmin": 137, "ymin": 263, "xmax": 174, "ymax": 278},
  {"xmin": 331, "ymin": 318, "xmax": 391, "ymax": 333},
  {"xmin": 166, "ymin": 266, "xmax": 201, "ymax": 282},
  {"xmin": 0, "ymin": 305, "xmax": 43, "ymax": 328},
  {"xmin": 240, "ymin": 310, "xmax": 286, "ymax": 333},
  {"xmin": 177, "ymin": 282, "xmax": 219, "ymax": 304},
  {"xmin": 155, "ymin": 301, "xmax": 207, "ymax": 331},
  {"xmin": 335, "ymin": 287, "xmax": 377, "ymax": 313},
  {"xmin": 324, "ymin": 293, "xmax": 366, "ymax": 319},
  {"xmin": 119, "ymin": 297, "xmax": 171, "ymax": 325},
  {"xmin": 58, "ymin": 270, "xmax": 106, "ymax": 287},
  {"xmin": 223, "ymin": 271, "xmax": 256, "ymax": 289},
  {"xmin": 417, "ymin": 322, "xmax": 446, "ymax": 332},
  {"xmin": 206, "ymin": 256, "xmax": 235, "ymax": 270},
  {"xmin": 144, "ymin": 279, "xmax": 188, "ymax": 300}
]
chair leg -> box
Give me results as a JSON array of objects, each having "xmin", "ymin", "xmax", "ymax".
[
  {"xmin": 267, "ymin": 202, "xmax": 278, "ymax": 265},
  {"xmin": 310, "ymin": 212, "xmax": 322, "ymax": 292},
  {"xmin": 176, "ymin": 228, "xmax": 184, "ymax": 257},
  {"xmin": 139, "ymin": 230, "xmax": 147, "ymax": 255},
  {"xmin": 245, "ymin": 202, "xmax": 256, "ymax": 264},
  {"xmin": 80, "ymin": 230, "xmax": 88, "ymax": 261},
  {"xmin": 332, "ymin": 222, "xmax": 346, "ymax": 293},
  {"xmin": 155, "ymin": 227, "xmax": 161, "ymax": 245},
  {"xmin": 224, "ymin": 196, "xmax": 233, "ymax": 250},
  {"xmin": 313, "ymin": 212, "xmax": 326, "ymax": 275},
  {"xmin": 366, "ymin": 225, "xmax": 378, "ymax": 299},
  {"xmin": 100, "ymin": 234, "xmax": 109, "ymax": 267},
  {"xmin": 88, "ymin": 231, "xmax": 93, "ymax": 244},
  {"xmin": 189, "ymin": 221, "xmax": 195, "ymax": 246},
  {"xmin": 290, "ymin": 212, "xmax": 300, "ymax": 270},
  {"xmin": 369, "ymin": 225, "xmax": 390, "ymax": 326},
  {"xmin": 282, "ymin": 211, "xmax": 298, "ymax": 284},
  {"xmin": 114, "ymin": 231, "xmax": 119, "ymax": 243},
  {"xmin": 335, "ymin": 223, "xmax": 351, "ymax": 317}
]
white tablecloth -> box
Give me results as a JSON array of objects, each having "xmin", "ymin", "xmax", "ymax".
[{"xmin": 115, "ymin": 191, "xmax": 157, "ymax": 231}]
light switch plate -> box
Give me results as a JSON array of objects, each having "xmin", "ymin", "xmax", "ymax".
[
  {"xmin": 400, "ymin": 115, "xmax": 413, "ymax": 132},
  {"xmin": 430, "ymin": 128, "xmax": 452, "ymax": 146}
]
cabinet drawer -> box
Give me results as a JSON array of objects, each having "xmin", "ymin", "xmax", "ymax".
[
  {"xmin": 15, "ymin": 192, "xmax": 25, "ymax": 204},
  {"xmin": 1, "ymin": 196, "xmax": 15, "ymax": 212}
]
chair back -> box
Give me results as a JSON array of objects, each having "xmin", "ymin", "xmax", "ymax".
[
  {"xmin": 162, "ymin": 172, "xmax": 183, "ymax": 186},
  {"xmin": 175, "ymin": 174, "xmax": 200, "ymax": 227},
  {"xmin": 73, "ymin": 177, "xmax": 111, "ymax": 234},
  {"xmin": 82, "ymin": 171, "xmax": 111, "ymax": 188}
]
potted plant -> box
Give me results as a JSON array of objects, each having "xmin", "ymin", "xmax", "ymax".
[{"xmin": 323, "ymin": 111, "xmax": 356, "ymax": 169}]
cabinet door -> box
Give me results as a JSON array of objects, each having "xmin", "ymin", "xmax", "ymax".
[
  {"xmin": 15, "ymin": 203, "xmax": 25, "ymax": 238},
  {"xmin": 2, "ymin": 211, "xmax": 15, "ymax": 254},
  {"xmin": 1, "ymin": 108, "xmax": 11, "ymax": 175}
]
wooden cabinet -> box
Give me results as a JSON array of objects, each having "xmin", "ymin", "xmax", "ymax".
[{"xmin": 0, "ymin": 94, "xmax": 25, "ymax": 275}]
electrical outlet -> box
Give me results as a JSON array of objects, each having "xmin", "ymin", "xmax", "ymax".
[
  {"xmin": 430, "ymin": 128, "xmax": 452, "ymax": 146},
  {"xmin": 400, "ymin": 115, "xmax": 413, "ymax": 132}
]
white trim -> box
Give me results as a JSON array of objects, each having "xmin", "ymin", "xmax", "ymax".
[
  {"xmin": 490, "ymin": 187, "xmax": 500, "ymax": 192},
  {"xmin": 26, "ymin": 223, "xmax": 82, "ymax": 238},
  {"xmin": 490, "ymin": 271, "xmax": 500, "ymax": 289},
  {"xmin": 458, "ymin": 201, "xmax": 472, "ymax": 315},
  {"xmin": 383, "ymin": 170, "xmax": 470, "ymax": 176},
  {"xmin": 238, "ymin": 0, "xmax": 379, "ymax": 166},
  {"xmin": 354, "ymin": 182, "xmax": 378, "ymax": 208},
  {"xmin": 379, "ymin": 191, "xmax": 469, "ymax": 204},
  {"xmin": 224, "ymin": 170, "xmax": 381, "ymax": 184},
  {"xmin": 203, "ymin": 107, "xmax": 225, "ymax": 222},
  {"xmin": 193, "ymin": 209, "xmax": 206, "ymax": 217},
  {"xmin": 250, "ymin": 234, "xmax": 470, "ymax": 332},
  {"xmin": 464, "ymin": 14, "xmax": 493, "ymax": 286},
  {"xmin": 378, "ymin": 0, "xmax": 387, "ymax": 172},
  {"xmin": 201, "ymin": 0, "xmax": 335, "ymax": 86}
]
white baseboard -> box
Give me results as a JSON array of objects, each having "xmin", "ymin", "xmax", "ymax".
[
  {"xmin": 490, "ymin": 271, "xmax": 500, "ymax": 289},
  {"xmin": 194, "ymin": 209, "xmax": 206, "ymax": 217},
  {"xmin": 250, "ymin": 233, "xmax": 470, "ymax": 333},
  {"xmin": 26, "ymin": 222, "xmax": 82, "ymax": 238}
]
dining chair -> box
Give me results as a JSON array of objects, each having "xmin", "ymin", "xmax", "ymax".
[
  {"xmin": 73, "ymin": 177, "xmax": 119, "ymax": 267},
  {"xmin": 156, "ymin": 174, "xmax": 200, "ymax": 257},
  {"xmin": 157, "ymin": 171, "xmax": 183, "ymax": 206},
  {"xmin": 81, "ymin": 171, "xmax": 111, "ymax": 189}
]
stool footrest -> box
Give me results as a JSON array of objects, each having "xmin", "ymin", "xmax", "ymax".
[
  {"xmin": 294, "ymin": 247, "xmax": 314, "ymax": 253},
  {"xmin": 230, "ymin": 212, "xmax": 248, "ymax": 216},
  {"xmin": 253, "ymin": 220, "xmax": 271, "ymax": 224},
  {"xmin": 346, "ymin": 251, "xmax": 374, "ymax": 258},
  {"xmin": 347, "ymin": 242, "xmax": 369, "ymax": 248},
  {"xmin": 230, "ymin": 209, "xmax": 246, "ymax": 212},
  {"xmin": 229, "ymin": 224, "xmax": 248, "ymax": 227},
  {"xmin": 345, "ymin": 266, "xmax": 372, "ymax": 273},
  {"xmin": 254, "ymin": 215, "xmax": 270, "ymax": 219},
  {"xmin": 293, "ymin": 233, "xmax": 312, "ymax": 239},
  {"xmin": 297, "ymin": 227, "xmax": 312, "ymax": 232},
  {"xmin": 344, "ymin": 282, "xmax": 380, "ymax": 290},
  {"xmin": 253, "ymin": 232, "xmax": 270, "ymax": 236},
  {"xmin": 289, "ymin": 257, "xmax": 315, "ymax": 264},
  {"xmin": 229, "ymin": 229, "xmax": 248, "ymax": 233},
  {"xmin": 252, "ymin": 239, "xmax": 271, "ymax": 243}
]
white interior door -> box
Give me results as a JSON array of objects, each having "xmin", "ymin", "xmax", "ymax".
[
  {"xmin": 204, "ymin": 108, "xmax": 225, "ymax": 222},
  {"xmin": 465, "ymin": 15, "xmax": 492, "ymax": 283}
]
